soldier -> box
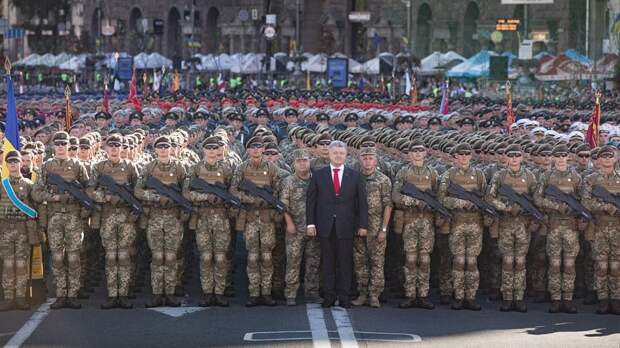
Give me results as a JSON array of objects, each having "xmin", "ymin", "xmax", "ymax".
[
  {"xmin": 438, "ymin": 143, "xmax": 487, "ymax": 311},
  {"xmin": 230, "ymin": 136, "xmax": 281, "ymax": 307},
  {"xmin": 534, "ymin": 144, "xmax": 583, "ymax": 314},
  {"xmin": 392, "ymin": 140, "xmax": 438, "ymax": 310},
  {"xmin": 182, "ymin": 136, "xmax": 233, "ymax": 307},
  {"xmin": 135, "ymin": 136, "xmax": 187, "ymax": 308},
  {"xmin": 310, "ymin": 133, "xmax": 332, "ymax": 171},
  {"xmin": 581, "ymin": 145, "xmax": 620, "ymax": 315},
  {"xmin": 0, "ymin": 151, "xmax": 39, "ymax": 311},
  {"xmin": 486, "ymin": 144, "xmax": 537, "ymax": 312},
  {"xmin": 32, "ymin": 131, "xmax": 90, "ymax": 309},
  {"xmin": 280, "ymin": 149, "xmax": 321, "ymax": 306},
  {"xmin": 352, "ymin": 147, "xmax": 392, "ymax": 308},
  {"xmin": 88, "ymin": 134, "xmax": 140, "ymax": 309}
]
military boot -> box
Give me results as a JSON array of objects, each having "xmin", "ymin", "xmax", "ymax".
[
  {"xmin": 14, "ymin": 298, "xmax": 30, "ymax": 311},
  {"xmin": 417, "ymin": 297, "xmax": 435, "ymax": 310},
  {"xmin": 596, "ymin": 300, "xmax": 610, "ymax": 315},
  {"xmin": 451, "ymin": 299, "xmax": 464, "ymax": 310},
  {"xmin": 165, "ymin": 295, "xmax": 180, "ymax": 307},
  {"xmin": 50, "ymin": 297, "xmax": 66, "ymax": 310},
  {"xmin": 101, "ymin": 297, "xmax": 118, "ymax": 309},
  {"xmin": 398, "ymin": 298, "xmax": 417, "ymax": 309},
  {"xmin": 145, "ymin": 295, "xmax": 164, "ymax": 308},
  {"xmin": 118, "ymin": 297, "xmax": 133, "ymax": 309},
  {"xmin": 245, "ymin": 296, "xmax": 260, "ymax": 307},
  {"xmin": 548, "ymin": 300, "xmax": 562, "ymax": 313},
  {"xmin": 199, "ymin": 294, "xmax": 213, "ymax": 307},
  {"xmin": 464, "ymin": 299, "xmax": 481, "ymax": 311},
  {"xmin": 499, "ymin": 300, "xmax": 513, "ymax": 312},
  {"xmin": 65, "ymin": 297, "xmax": 82, "ymax": 309},
  {"xmin": 368, "ymin": 296, "xmax": 381, "ymax": 308},
  {"xmin": 514, "ymin": 301, "xmax": 527, "ymax": 313},
  {"xmin": 214, "ymin": 294, "xmax": 229, "ymax": 307},
  {"xmin": 562, "ymin": 300, "xmax": 577, "ymax": 314},
  {"xmin": 262, "ymin": 295, "xmax": 277, "ymax": 306},
  {"xmin": 351, "ymin": 294, "xmax": 367, "ymax": 306},
  {"xmin": 0, "ymin": 300, "xmax": 15, "ymax": 312}
]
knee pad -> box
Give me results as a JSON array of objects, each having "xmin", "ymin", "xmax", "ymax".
[
  {"xmin": 466, "ymin": 257, "xmax": 478, "ymax": 272},
  {"xmin": 248, "ymin": 252, "xmax": 259, "ymax": 264},
  {"xmin": 550, "ymin": 258, "xmax": 562, "ymax": 272},
  {"xmin": 164, "ymin": 252, "xmax": 176, "ymax": 264},
  {"xmin": 52, "ymin": 253, "xmax": 65, "ymax": 268},
  {"xmin": 405, "ymin": 255, "xmax": 418, "ymax": 268},
  {"xmin": 152, "ymin": 252, "xmax": 165, "ymax": 266},
  {"xmin": 15, "ymin": 260, "xmax": 27, "ymax": 273},
  {"xmin": 419, "ymin": 254, "xmax": 431, "ymax": 271},
  {"xmin": 117, "ymin": 250, "xmax": 131, "ymax": 267},
  {"xmin": 105, "ymin": 252, "xmax": 117, "ymax": 264},
  {"xmin": 610, "ymin": 262, "xmax": 620, "ymax": 277},
  {"xmin": 261, "ymin": 252, "xmax": 272, "ymax": 263},
  {"xmin": 67, "ymin": 251, "xmax": 80, "ymax": 269},
  {"xmin": 453, "ymin": 256, "xmax": 466, "ymax": 270},
  {"xmin": 200, "ymin": 253, "xmax": 213, "ymax": 264},
  {"xmin": 2, "ymin": 258, "xmax": 14, "ymax": 269},
  {"xmin": 502, "ymin": 256, "xmax": 514, "ymax": 269},
  {"xmin": 214, "ymin": 253, "xmax": 226, "ymax": 265},
  {"xmin": 515, "ymin": 257, "xmax": 526, "ymax": 272},
  {"xmin": 596, "ymin": 261, "xmax": 609, "ymax": 276}
]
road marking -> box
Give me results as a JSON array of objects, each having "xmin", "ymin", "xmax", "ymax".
[
  {"xmin": 331, "ymin": 307, "xmax": 359, "ymax": 348},
  {"xmin": 147, "ymin": 306, "xmax": 207, "ymax": 318},
  {"xmin": 4, "ymin": 298, "xmax": 54, "ymax": 348},
  {"xmin": 243, "ymin": 330, "xmax": 420, "ymax": 343},
  {"xmin": 306, "ymin": 304, "xmax": 331, "ymax": 348}
]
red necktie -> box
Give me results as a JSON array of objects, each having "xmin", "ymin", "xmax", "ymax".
[{"xmin": 333, "ymin": 168, "xmax": 341, "ymax": 196}]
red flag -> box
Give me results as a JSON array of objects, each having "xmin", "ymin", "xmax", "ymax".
[
  {"xmin": 127, "ymin": 70, "xmax": 142, "ymax": 111},
  {"xmin": 102, "ymin": 80, "xmax": 109, "ymax": 113},
  {"xmin": 506, "ymin": 81, "xmax": 515, "ymax": 132},
  {"xmin": 586, "ymin": 92, "xmax": 602, "ymax": 148},
  {"xmin": 64, "ymin": 85, "xmax": 72, "ymax": 131}
]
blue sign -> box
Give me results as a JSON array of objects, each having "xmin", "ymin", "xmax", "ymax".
[
  {"xmin": 327, "ymin": 58, "xmax": 348, "ymax": 89},
  {"xmin": 117, "ymin": 57, "xmax": 134, "ymax": 81},
  {"xmin": 4, "ymin": 27, "xmax": 25, "ymax": 39}
]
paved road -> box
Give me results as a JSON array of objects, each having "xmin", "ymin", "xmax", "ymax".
[{"xmin": 0, "ymin": 242, "xmax": 617, "ymax": 348}]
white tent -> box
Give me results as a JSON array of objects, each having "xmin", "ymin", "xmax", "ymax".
[
  {"xmin": 14, "ymin": 54, "xmax": 40, "ymax": 66},
  {"xmin": 59, "ymin": 54, "xmax": 88, "ymax": 71},
  {"xmin": 420, "ymin": 51, "xmax": 466, "ymax": 75},
  {"xmin": 231, "ymin": 53, "xmax": 265, "ymax": 74},
  {"xmin": 134, "ymin": 52, "xmax": 172, "ymax": 69},
  {"xmin": 51, "ymin": 53, "xmax": 71, "ymax": 67},
  {"xmin": 301, "ymin": 53, "xmax": 327, "ymax": 72}
]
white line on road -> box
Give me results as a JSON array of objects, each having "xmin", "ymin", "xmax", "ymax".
[
  {"xmin": 331, "ymin": 307, "xmax": 359, "ymax": 348},
  {"xmin": 306, "ymin": 304, "xmax": 331, "ymax": 348},
  {"xmin": 4, "ymin": 298, "xmax": 54, "ymax": 348}
]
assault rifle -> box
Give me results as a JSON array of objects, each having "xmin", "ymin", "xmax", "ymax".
[
  {"xmin": 591, "ymin": 185, "xmax": 620, "ymax": 210},
  {"xmin": 238, "ymin": 179, "xmax": 286, "ymax": 212},
  {"xmin": 401, "ymin": 183, "xmax": 451, "ymax": 219},
  {"xmin": 544, "ymin": 185, "xmax": 592, "ymax": 220},
  {"xmin": 447, "ymin": 182, "xmax": 498, "ymax": 217},
  {"xmin": 145, "ymin": 177, "xmax": 193, "ymax": 212},
  {"xmin": 47, "ymin": 173, "xmax": 96, "ymax": 210},
  {"xmin": 98, "ymin": 175, "xmax": 143, "ymax": 214},
  {"xmin": 190, "ymin": 177, "xmax": 246, "ymax": 210},
  {"xmin": 498, "ymin": 184, "xmax": 544, "ymax": 222}
]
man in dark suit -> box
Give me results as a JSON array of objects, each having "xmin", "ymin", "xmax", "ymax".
[{"xmin": 306, "ymin": 140, "xmax": 368, "ymax": 308}]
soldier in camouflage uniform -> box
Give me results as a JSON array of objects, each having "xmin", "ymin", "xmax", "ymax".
[
  {"xmin": 310, "ymin": 133, "xmax": 332, "ymax": 171},
  {"xmin": 438, "ymin": 143, "xmax": 487, "ymax": 311},
  {"xmin": 88, "ymin": 134, "xmax": 140, "ymax": 309},
  {"xmin": 486, "ymin": 144, "xmax": 537, "ymax": 312},
  {"xmin": 230, "ymin": 136, "xmax": 281, "ymax": 306},
  {"xmin": 280, "ymin": 149, "xmax": 321, "ymax": 306},
  {"xmin": 352, "ymin": 147, "xmax": 392, "ymax": 308},
  {"xmin": 135, "ymin": 136, "xmax": 187, "ymax": 308},
  {"xmin": 534, "ymin": 144, "xmax": 583, "ymax": 314},
  {"xmin": 182, "ymin": 136, "xmax": 233, "ymax": 307},
  {"xmin": 0, "ymin": 151, "xmax": 39, "ymax": 311},
  {"xmin": 392, "ymin": 140, "xmax": 438, "ymax": 310},
  {"xmin": 581, "ymin": 145, "xmax": 620, "ymax": 315},
  {"xmin": 32, "ymin": 131, "xmax": 90, "ymax": 309}
]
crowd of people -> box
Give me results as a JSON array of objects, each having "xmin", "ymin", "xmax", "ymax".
[{"xmin": 0, "ymin": 86, "xmax": 619, "ymax": 316}]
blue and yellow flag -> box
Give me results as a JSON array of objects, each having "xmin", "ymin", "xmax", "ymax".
[{"xmin": 2, "ymin": 60, "xmax": 37, "ymax": 218}]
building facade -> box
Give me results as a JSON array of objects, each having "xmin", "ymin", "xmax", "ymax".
[{"xmin": 1, "ymin": 0, "xmax": 613, "ymax": 61}]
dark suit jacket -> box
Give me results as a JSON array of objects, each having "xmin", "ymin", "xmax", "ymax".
[{"xmin": 306, "ymin": 165, "xmax": 369, "ymax": 239}]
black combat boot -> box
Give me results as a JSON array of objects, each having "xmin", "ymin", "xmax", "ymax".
[
  {"xmin": 50, "ymin": 297, "xmax": 66, "ymax": 310},
  {"xmin": 451, "ymin": 299, "xmax": 463, "ymax": 310},
  {"xmin": 514, "ymin": 300, "xmax": 527, "ymax": 313},
  {"xmin": 499, "ymin": 300, "xmax": 513, "ymax": 312},
  {"xmin": 145, "ymin": 295, "xmax": 164, "ymax": 308},
  {"xmin": 262, "ymin": 295, "xmax": 277, "ymax": 306},
  {"xmin": 101, "ymin": 297, "xmax": 118, "ymax": 309},
  {"xmin": 596, "ymin": 300, "xmax": 610, "ymax": 315},
  {"xmin": 245, "ymin": 296, "xmax": 260, "ymax": 307},
  {"xmin": 165, "ymin": 295, "xmax": 180, "ymax": 307},
  {"xmin": 417, "ymin": 297, "xmax": 435, "ymax": 310},
  {"xmin": 65, "ymin": 297, "xmax": 82, "ymax": 309},
  {"xmin": 199, "ymin": 294, "xmax": 214, "ymax": 307},
  {"xmin": 562, "ymin": 300, "xmax": 577, "ymax": 314},
  {"xmin": 213, "ymin": 294, "xmax": 229, "ymax": 307},
  {"xmin": 118, "ymin": 297, "xmax": 133, "ymax": 309},
  {"xmin": 464, "ymin": 299, "xmax": 481, "ymax": 311},
  {"xmin": 548, "ymin": 300, "xmax": 562, "ymax": 313},
  {"xmin": 398, "ymin": 298, "xmax": 417, "ymax": 309},
  {"xmin": 0, "ymin": 300, "xmax": 15, "ymax": 312}
]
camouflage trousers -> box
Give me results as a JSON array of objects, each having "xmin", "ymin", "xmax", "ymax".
[
  {"xmin": 498, "ymin": 218, "xmax": 530, "ymax": 301},
  {"xmin": 353, "ymin": 223, "xmax": 387, "ymax": 298},
  {"xmin": 48, "ymin": 210, "xmax": 83, "ymax": 298},
  {"xmin": 244, "ymin": 209, "xmax": 276, "ymax": 297},
  {"xmin": 0, "ymin": 221, "xmax": 30, "ymax": 299},
  {"xmin": 195, "ymin": 210, "xmax": 231, "ymax": 295},
  {"xmin": 402, "ymin": 213, "xmax": 434, "ymax": 299},
  {"xmin": 592, "ymin": 220, "xmax": 620, "ymax": 300},
  {"xmin": 546, "ymin": 219, "xmax": 580, "ymax": 301},
  {"xmin": 284, "ymin": 230, "xmax": 320, "ymax": 299},
  {"xmin": 272, "ymin": 223, "xmax": 286, "ymax": 294},
  {"xmin": 449, "ymin": 217, "xmax": 483, "ymax": 300},
  {"xmin": 527, "ymin": 228, "xmax": 547, "ymax": 293},
  {"xmin": 100, "ymin": 208, "xmax": 136, "ymax": 297},
  {"xmin": 146, "ymin": 209, "xmax": 183, "ymax": 295}
]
